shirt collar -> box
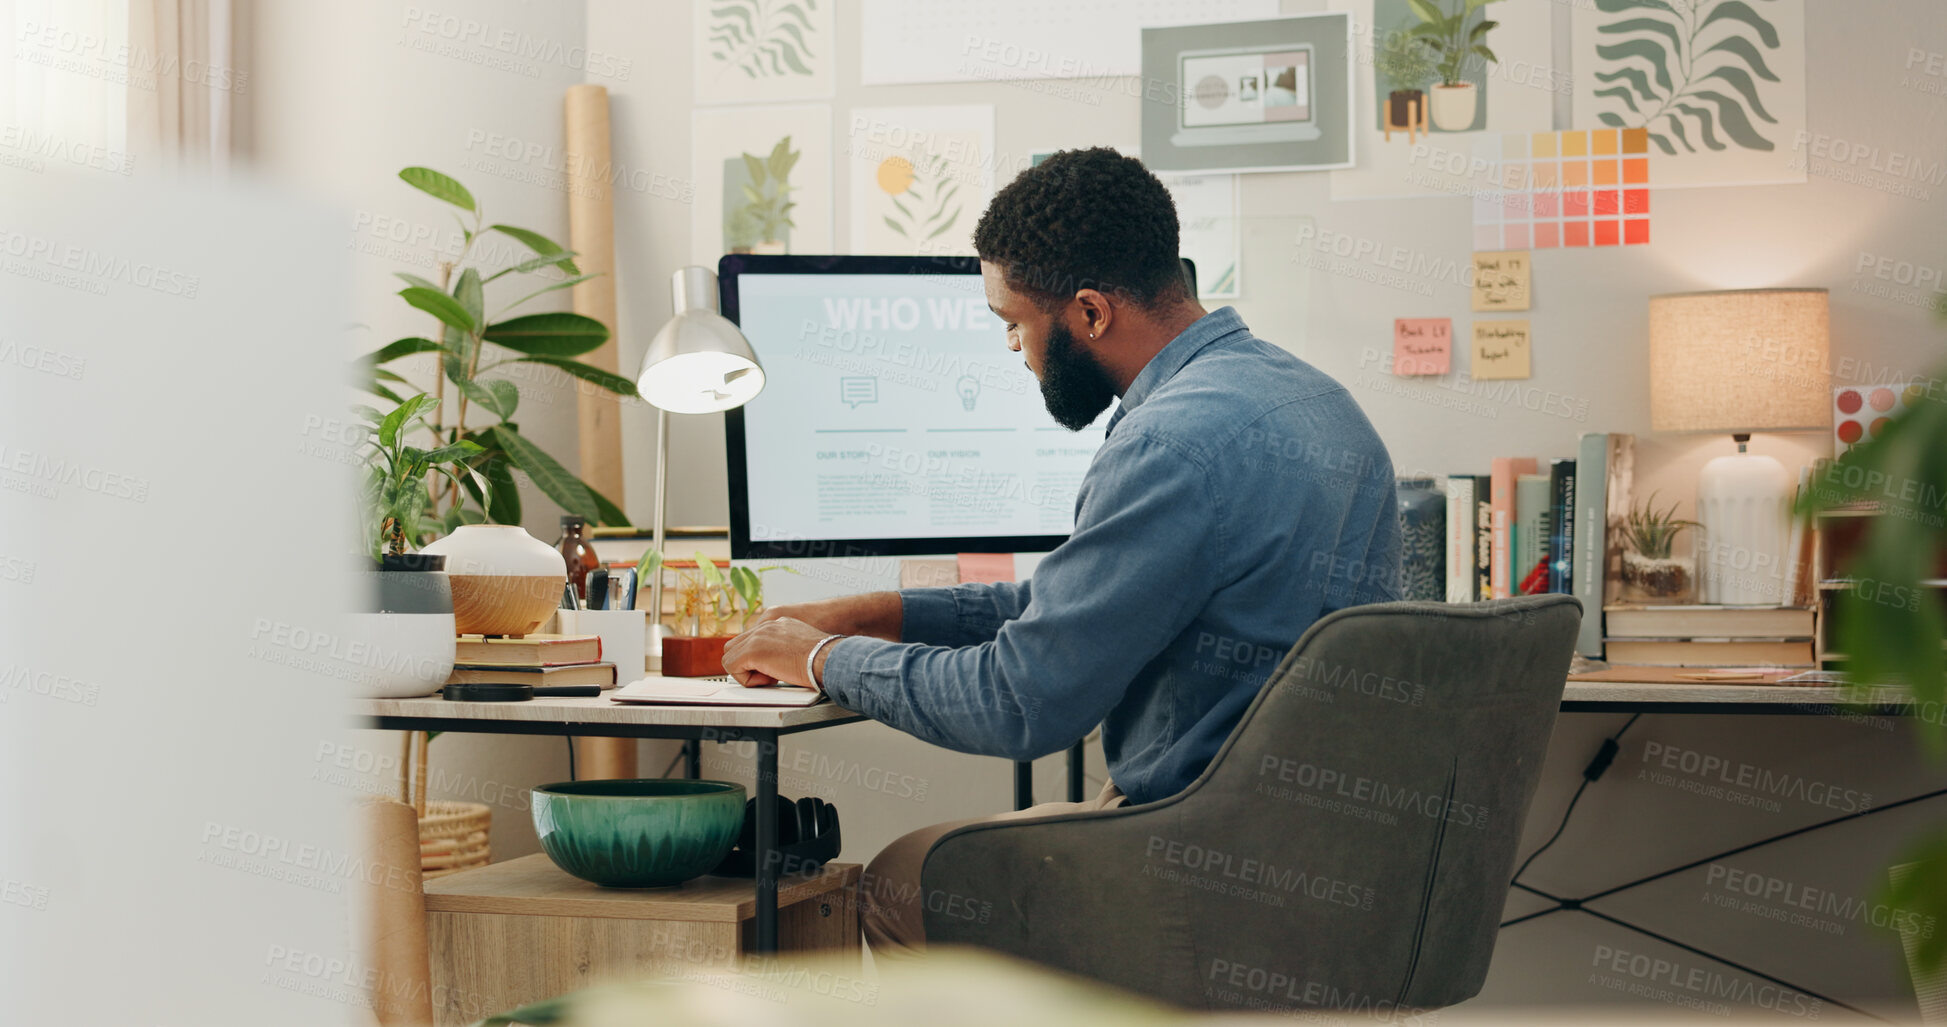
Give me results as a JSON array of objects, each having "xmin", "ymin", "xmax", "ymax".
[{"xmin": 1105, "ymin": 306, "xmax": 1248, "ymax": 435}]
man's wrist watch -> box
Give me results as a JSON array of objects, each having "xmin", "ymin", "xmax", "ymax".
[{"xmin": 805, "ymin": 634, "xmax": 844, "ymax": 690}]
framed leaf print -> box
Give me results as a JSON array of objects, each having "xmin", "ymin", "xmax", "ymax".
[
  {"xmin": 1572, "ymin": 0, "xmax": 1805, "ymax": 187},
  {"xmin": 694, "ymin": 0, "xmax": 835, "ymax": 105}
]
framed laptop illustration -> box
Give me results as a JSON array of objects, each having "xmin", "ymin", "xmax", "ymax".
[
  {"xmin": 1174, "ymin": 44, "xmax": 1321, "ymax": 148},
  {"xmin": 1143, "ymin": 14, "xmax": 1354, "ymax": 174}
]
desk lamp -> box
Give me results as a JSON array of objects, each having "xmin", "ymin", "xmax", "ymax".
[
  {"xmin": 637, "ymin": 266, "xmax": 766, "ymax": 658},
  {"xmin": 1648, "ymin": 288, "xmax": 1830, "ymax": 605}
]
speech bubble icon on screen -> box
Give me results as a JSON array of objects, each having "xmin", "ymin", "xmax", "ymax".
[{"xmin": 839, "ymin": 377, "xmax": 878, "ymax": 409}]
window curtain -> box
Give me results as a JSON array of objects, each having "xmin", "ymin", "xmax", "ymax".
[{"xmin": 125, "ymin": 0, "xmax": 235, "ymax": 174}]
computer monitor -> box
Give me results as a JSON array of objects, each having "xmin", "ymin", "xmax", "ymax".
[
  {"xmin": 1171, "ymin": 43, "xmax": 1320, "ymax": 148},
  {"xmin": 721, "ymin": 254, "xmax": 1198, "ymax": 560}
]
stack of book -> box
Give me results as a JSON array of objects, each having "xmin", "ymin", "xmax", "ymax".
[
  {"xmin": 1601, "ymin": 605, "xmax": 1816, "ymax": 667},
  {"xmin": 444, "ymin": 634, "xmax": 617, "ymax": 689},
  {"xmin": 1445, "ymin": 433, "xmax": 1628, "ymax": 659}
]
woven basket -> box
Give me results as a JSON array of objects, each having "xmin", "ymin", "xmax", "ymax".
[
  {"xmin": 400, "ymin": 731, "xmax": 493, "ymax": 880},
  {"xmin": 418, "ymin": 800, "xmax": 491, "ymax": 879}
]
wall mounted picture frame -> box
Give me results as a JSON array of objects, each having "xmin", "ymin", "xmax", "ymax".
[{"xmin": 1140, "ymin": 13, "xmax": 1357, "ymax": 174}]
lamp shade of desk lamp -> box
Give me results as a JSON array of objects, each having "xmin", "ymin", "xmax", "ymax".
[
  {"xmin": 636, "ymin": 266, "xmax": 766, "ymax": 657},
  {"xmin": 1648, "ymin": 288, "xmax": 1829, "ymax": 605}
]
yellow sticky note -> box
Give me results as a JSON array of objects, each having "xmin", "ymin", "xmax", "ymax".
[
  {"xmin": 1471, "ymin": 251, "xmax": 1532, "ymax": 312},
  {"xmin": 1472, "ymin": 320, "xmax": 1532, "ymax": 380}
]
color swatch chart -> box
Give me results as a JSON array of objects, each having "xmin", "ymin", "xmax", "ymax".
[
  {"xmin": 1834, "ymin": 382, "xmax": 1925, "ymax": 454},
  {"xmin": 1472, "ymin": 129, "xmax": 1652, "ymax": 250}
]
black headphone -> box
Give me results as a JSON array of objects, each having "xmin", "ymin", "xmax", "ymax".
[{"xmin": 712, "ymin": 795, "xmax": 841, "ymax": 877}]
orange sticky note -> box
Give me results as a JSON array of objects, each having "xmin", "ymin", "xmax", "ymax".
[
  {"xmin": 957, "ymin": 553, "xmax": 1017, "ymax": 583},
  {"xmin": 1393, "ymin": 318, "xmax": 1452, "ymax": 376}
]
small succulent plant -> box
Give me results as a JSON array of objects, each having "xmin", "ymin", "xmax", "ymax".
[{"xmin": 1620, "ymin": 491, "xmax": 1700, "ymax": 560}]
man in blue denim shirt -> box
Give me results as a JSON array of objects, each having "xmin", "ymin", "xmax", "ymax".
[{"xmin": 724, "ymin": 148, "xmax": 1400, "ymax": 955}]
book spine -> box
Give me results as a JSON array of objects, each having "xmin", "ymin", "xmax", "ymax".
[
  {"xmin": 1549, "ymin": 459, "xmax": 1576, "ymax": 595},
  {"xmin": 1445, "ymin": 477, "xmax": 1475, "ymax": 603},
  {"xmin": 1573, "ymin": 434, "xmax": 1608, "ymax": 657},
  {"xmin": 1490, "ymin": 458, "xmax": 1536, "ymax": 599},
  {"xmin": 1516, "ymin": 475, "xmax": 1550, "ymax": 596},
  {"xmin": 1474, "ymin": 476, "xmax": 1492, "ymax": 602}
]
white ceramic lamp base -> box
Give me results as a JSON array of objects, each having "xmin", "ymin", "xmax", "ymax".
[{"xmin": 1696, "ymin": 445, "xmax": 1792, "ymax": 606}]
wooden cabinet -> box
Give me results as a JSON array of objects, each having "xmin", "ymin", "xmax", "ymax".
[{"xmin": 423, "ymin": 855, "xmax": 861, "ymax": 1025}]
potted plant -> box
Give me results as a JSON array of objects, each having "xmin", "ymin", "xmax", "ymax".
[
  {"xmin": 1408, "ymin": 0, "xmax": 1502, "ymax": 132},
  {"xmin": 359, "ymin": 167, "xmax": 637, "ymax": 634},
  {"xmin": 351, "ymin": 392, "xmax": 488, "ymax": 697},
  {"xmin": 1619, "ymin": 492, "xmax": 1700, "ymax": 603},
  {"xmin": 635, "ymin": 551, "xmax": 792, "ymax": 676},
  {"xmin": 357, "ymin": 167, "xmax": 638, "ymax": 538},
  {"xmin": 1374, "ymin": 25, "xmax": 1437, "ymax": 131},
  {"xmin": 728, "ymin": 137, "xmax": 799, "ymax": 255}
]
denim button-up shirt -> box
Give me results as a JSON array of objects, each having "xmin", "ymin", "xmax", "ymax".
[{"xmin": 820, "ymin": 306, "xmax": 1402, "ymax": 805}]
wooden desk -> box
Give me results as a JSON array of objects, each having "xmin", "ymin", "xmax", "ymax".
[
  {"xmin": 359, "ymin": 680, "xmax": 1916, "ymax": 946},
  {"xmin": 1559, "ymin": 678, "xmax": 1913, "ymax": 715},
  {"xmin": 355, "ymin": 693, "xmax": 867, "ymax": 954}
]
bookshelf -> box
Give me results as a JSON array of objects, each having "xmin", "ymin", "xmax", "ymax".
[{"xmin": 1812, "ymin": 506, "xmax": 1947, "ymax": 668}]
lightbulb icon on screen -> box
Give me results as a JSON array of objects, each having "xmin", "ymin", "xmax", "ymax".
[{"xmin": 956, "ymin": 375, "xmax": 980, "ymax": 411}]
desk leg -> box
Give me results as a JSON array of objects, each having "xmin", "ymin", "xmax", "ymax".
[
  {"xmin": 1066, "ymin": 740, "xmax": 1085, "ymax": 803},
  {"xmin": 754, "ymin": 729, "xmax": 780, "ymax": 954},
  {"xmin": 1013, "ymin": 760, "xmax": 1032, "ymax": 811},
  {"xmin": 684, "ymin": 739, "xmax": 701, "ymax": 779}
]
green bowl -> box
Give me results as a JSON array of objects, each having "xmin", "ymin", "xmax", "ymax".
[{"xmin": 531, "ymin": 779, "xmax": 747, "ymax": 888}]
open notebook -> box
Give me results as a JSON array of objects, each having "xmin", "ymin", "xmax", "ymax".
[{"xmin": 611, "ymin": 675, "xmax": 826, "ymax": 707}]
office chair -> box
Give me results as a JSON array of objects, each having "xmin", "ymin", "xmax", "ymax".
[{"xmin": 922, "ymin": 595, "xmax": 1581, "ymax": 1014}]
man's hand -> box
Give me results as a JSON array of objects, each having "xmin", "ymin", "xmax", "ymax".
[
  {"xmin": 722, "ymin": 616, "xmax": 834, "ymax": 689},
  {"xmin": 750, "ymin": 591, "xmax": 903, "ymax": 641}
]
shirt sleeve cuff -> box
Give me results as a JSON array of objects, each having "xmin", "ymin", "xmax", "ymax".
[
  {"xmin": 897, "ymin": 587, "xmax": 963, "ymax": 646},
  {"xmin": 817, "ymin": 634, "xmax": 894, "ymax": 712}
]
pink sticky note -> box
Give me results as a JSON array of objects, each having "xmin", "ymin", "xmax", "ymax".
[
  {"xmin": 957, "ymin": 553, "xmax": 1017, "ymax": 583},
  {"xmin": 1393, "ymin": 318, "xmax": 1452, "ymax": 376}
]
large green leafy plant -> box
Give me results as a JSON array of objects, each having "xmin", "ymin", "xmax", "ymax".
[
  {"xmin": 1797, "ymin": 308, "xmax": 1947, "ymax": 973},
  {"xmin": 358, "ymin": 168, "xmax": 636, "ymax": 545},
  {"xmin": 1407, "ymin": 0, "xmax": 1503, "ymax": 88}
]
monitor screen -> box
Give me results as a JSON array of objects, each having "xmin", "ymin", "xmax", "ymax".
[{"xmin": 721, "ymin": 254, "xmax": 1111, "ymax": 559}]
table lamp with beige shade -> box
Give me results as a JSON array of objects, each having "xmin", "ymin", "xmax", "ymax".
[
  {"xmin": 636, "ymin": 266, "xmax": 768, "ymax": 661},
  {"xmin": 1649, "ymin": 288, "xmax": 1831, "ymax": 605}
]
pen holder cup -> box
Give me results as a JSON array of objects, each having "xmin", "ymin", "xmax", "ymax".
[{"xmin": 559, "ymin": 609, "xmax": 649, "ymax": 682}]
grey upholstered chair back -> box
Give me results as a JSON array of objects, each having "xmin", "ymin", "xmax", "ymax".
[{"xmin": 923, "ymin": 596, "xmax": 1581, "ymax": 1014}]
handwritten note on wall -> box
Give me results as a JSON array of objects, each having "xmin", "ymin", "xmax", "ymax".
[
  {"xmin": 1393, "ymin": 318, "xmax": 1452, "ymax": 376},
  {"xmin": 1472, "ymin": 320, "xmax": 1532, "ymax": 380},
  {"xmin": 1471, "ymin": 251, "xmax": 1532, "ymax": 312}
]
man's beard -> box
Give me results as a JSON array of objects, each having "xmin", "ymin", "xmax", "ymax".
[{"xmin": 1037, "ymin": 319, "xmax": 1118, "ymax": 431}]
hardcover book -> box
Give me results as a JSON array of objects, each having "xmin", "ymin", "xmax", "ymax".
[
  {"xmin": 1572, "ymin": 433, "xmax": 1611, "ymax": 657},
  {"xmin": 1490, "ymin": 458, "xmax": 1538, "ymax": 599},
  {"xmin": 1445, "ymin": 475, "xmax": 1478, "ymax": 603}
]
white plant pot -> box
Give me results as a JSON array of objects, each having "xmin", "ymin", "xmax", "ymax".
[
  {"xmin": 1430, "ymin": 83, "xmax": 1478, "ymax": 132},
  {"xmin": 420, "ymin": 525, "xmax": 567, "ymax": 637},
  {"xmin": 352, "ymin": 555, "xmax": 456, "ymax": 698},
  {"xmin": 349, "ymin": 612, "xmax": 457, "ymax": 697}
]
